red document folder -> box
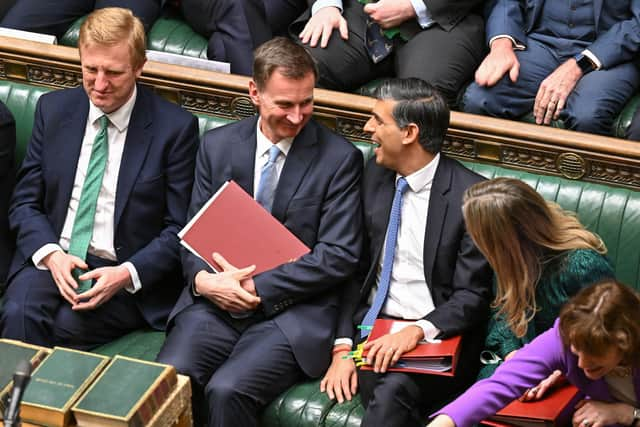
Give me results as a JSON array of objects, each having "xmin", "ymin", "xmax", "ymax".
[
  {"xmin": 179, "ymin": 180, "xmax": 310, "ymax": 275},
  {"xmin": 482, "ymin": 382, "xmax": 581, "ymax": 427},
  {"xmin": 360, "ymin": 319, "xmax": 462, "ymax": 376}
]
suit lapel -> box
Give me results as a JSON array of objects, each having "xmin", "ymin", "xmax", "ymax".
[
  {"xmin": 232, "ymin": 116, "xmax": 259, "ymax": 195},
  {"xmin": 114, "ymin": 86, "xmax": 153, "ymax": 228},
  {"xmin": 361, "ymin": 165, "xmax": 395, "ymax": 294},
  {"xmin": 55, "ymin": 89, "xmax": 89, "ymax": 217},
  {"xmin": 270, "ymin": 121, "xmax": 318, "ymax": 222},
  {"xmin": 423, "ymin": 157, "xmax": 451, "ymax": 287}
]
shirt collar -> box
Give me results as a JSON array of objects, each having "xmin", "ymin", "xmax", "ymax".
[
  {"xmin": 88, "ymin": 85, "xmax": 137, "ymax": 133},
  {"xmin": 398, "ymin": 153, "xmax": 441, "ymax": 192},
  {"xmin": 256, "ymin": 118, "xmax": 293, "ymax": 158}
]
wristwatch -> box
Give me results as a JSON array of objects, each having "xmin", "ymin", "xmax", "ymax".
[
  {"xmin": 631, "ymin": 407, "xmax": 640, "ymax": 426},
  {"xmin": 574, "ymin": 53, "xmax": 595, "ymax": 75}
]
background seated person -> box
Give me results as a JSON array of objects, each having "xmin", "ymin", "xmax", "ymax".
[
  {"xmin": 1, "ymin": 0, "xmax": 164, "ymax": 39},
  {"xmin": 463, "ymin": 177, "xmax": 615, "ymax": 381},
  {"xmin": 321, "ymin": 78, "xmax": 492, "ymax": 427},
  {"xmin": 0, "ymin": 8, "xmax": 198, "ymax": 349},
  {"xmin": 180, "ymin": 0, "xmax": 307, "ymax": 75},
  {"xmin": 461, "ymin": 0, "xmax": 640, "ymax": 135},
  {"xmin": 0, "ymin": 100, "xmax": 15, "ymax": 292},
  {"xmin": 428, "ymin": 279, "xmax": 640, "ymax": 427},
  {"xmin": 294, "ymin": 0, "xmax": 485, "ymax": 106}
]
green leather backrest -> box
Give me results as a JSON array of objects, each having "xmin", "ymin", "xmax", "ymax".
[
  {"xmin": 0, "ymin": 80, "xmax": 51, "ymax": 167},
  {"xmin": 463, "ymin": 162, "xmax": 640, "ymax": 292},
  {"xmin": 60, "ymin": 16, "xmax": 208, "ymax": 59}
]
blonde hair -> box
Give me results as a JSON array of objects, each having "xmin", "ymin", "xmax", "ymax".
[
  {"xmin": 79, "ymin": 7, "xmax": 146, "ymax": 69},
  {"xmin": 560, "ymin": 279, "xmax": 640, "ymax": 367},
  {"xmin": 463, "ymin": 178, "xmax": 606, "ymax": 337}
]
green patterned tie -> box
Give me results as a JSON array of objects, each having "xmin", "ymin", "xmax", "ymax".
[{"xmin": 68, "ymin": 115, "xmax": 109, "ymax": 293}]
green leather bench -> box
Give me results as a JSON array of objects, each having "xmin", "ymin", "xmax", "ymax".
[
  {"xmin": 2, "ymin": 78, "xmax": 640, "ymax": 426},
  {"xmin": 58, "ymin": 14, "xmax": 640, "ymax": 140}
]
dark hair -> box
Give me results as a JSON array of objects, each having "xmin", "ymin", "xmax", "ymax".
[
  {"xmin": 559, "ymin": 279, "xmax": 640, "ymax": 367},
  {"xmin": 373, "ymin": 78, "xmax": 449, "ymax": 154},
  {"xmin": 252, "ymin": 37, "xmax": 318, "ymax": 90}
]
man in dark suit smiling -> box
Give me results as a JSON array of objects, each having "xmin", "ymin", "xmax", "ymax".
[
  {"xmin": 1, "ymin": 8, "xmax": 198, "ymax": 348},
  {"xmin": 157, "ymin": 36, "xmax": 363, "ymax": 427},
  {"xmin": 321, "ymin": 78, "xmax": 493, "ymax": 427}
]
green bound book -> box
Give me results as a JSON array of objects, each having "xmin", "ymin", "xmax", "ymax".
[
  {"xmin": 0, "ymin": 339, "xmax": 49, "ymax": 413},
  {"xmin": 21, "ymin": 347, "xmax": 110, "ymax": 427},
  {"xmin": 73, "ymin": 355, "xmax": 177, "ymax": 427}
]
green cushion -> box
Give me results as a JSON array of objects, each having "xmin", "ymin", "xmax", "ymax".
[
  {"xmin": 612, "ymin": 94, "xmax": 640, "ymax": 138},
  {"xmin": 147, "ymin": 17, "xmax": 208, "ymax": 59},
  {"xmin": 60, "ymin": 15, "xmax": 208, "ymax": 59},
  {"xmin": 92, "ymin": 329, "xmax": 165, "ymax": 361},
  {"xmin": 0, "ymin": 80, "xmax": 51, "ymax": 167}
]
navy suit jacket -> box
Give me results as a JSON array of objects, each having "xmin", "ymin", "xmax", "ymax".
[
  {"xmin": 8, "ymin": 85, "xmax": 199, "ymax": 329},
  {"xmin": 339, "ymin": 155, "xmax": 493, "ymax": 383},
  {"xmin": 0, "ymin": 101, "xmax": 15, "ymax": 287},
  {"xmin": 171, "ymin": 115, "xmax": 363, "ymax": 378},
  {"xmin": 485, "ymin": 0, "xmax": 640, "ymax": 68}
]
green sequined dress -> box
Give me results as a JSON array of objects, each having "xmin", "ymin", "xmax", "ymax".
[{"xmin": 477, "ymin": 248, "xmax": 614, "ymax": 379}]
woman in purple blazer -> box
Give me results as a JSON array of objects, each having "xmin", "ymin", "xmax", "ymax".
[{"xmin": 428, "ymin": 279, "xmax": 640, "ymax": 427}]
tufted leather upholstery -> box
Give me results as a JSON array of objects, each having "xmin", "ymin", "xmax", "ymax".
[
  {"xmin": 3, "ymin": 77, "xmax": 640, "ymax": 427},
  {"xmin": 60, "ymin": 15, "xmax": 208, "ymax": 59}
]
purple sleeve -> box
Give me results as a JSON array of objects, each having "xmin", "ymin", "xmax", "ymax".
[{"xmin": 432, "ymin": 321, "xmax": 568, "ymax": 427}]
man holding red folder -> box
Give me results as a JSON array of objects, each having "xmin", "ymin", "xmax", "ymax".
[
  {"xmin": 321, "ymin": 78, "xmax": 493, "ymax": 427},
  {"xmin": 157, "ymin": 37, "xmax": 363, "ymax": 427}
]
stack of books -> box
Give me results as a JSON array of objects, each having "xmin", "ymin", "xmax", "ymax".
[{"xmin": 0, "ymin": 340, "xmax": 185, "ymax": 427}]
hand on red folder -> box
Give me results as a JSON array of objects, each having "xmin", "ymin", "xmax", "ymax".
[
  {"xmin": 363, "ymin": 325, "xmax": 424, "ymax": 373},
  {"xmin": 520, "ymin": 369, "xmax": 564, "ymax": 402},
  {"xmin": 572, "ymin": 399, "xmax": 635, "ymax": 427},
  {"xmin": 195, "ymin": 253, "xmax": 260, "ymax": 312}
]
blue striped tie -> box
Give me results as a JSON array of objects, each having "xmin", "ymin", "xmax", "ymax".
[
  {"xmin": 256, "ymin": 144, "xmax": 281, "ymax": 212},
  {"xmin": 361, "ymin": 177, "xmax": 409, "ymax": 338}
]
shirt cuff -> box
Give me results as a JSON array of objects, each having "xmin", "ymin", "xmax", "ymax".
[
  {"xmin": 32, "ymin": 243, "xmax": 64, "ymax": 270},
  {"xmin": 334, "ymin": 337, "xmax": 353, "ymax": 347},
  {"xmin": 489, "ymin": 35, "xmax": 525, "ymax": 50},
  {"xmin": 408, "ymin": 0, "xmax": 434, "ymax": 28},
  {"xmin": 582, "ymin": 49, "xmax": 602, "ymax": 70},
  {"xmin": 122, "ymin": 261, "xmax": 141, "ymax": 294},
  {"xmin": 312, "ymin": 0, "xmax": 343, "ymax": 15},
  {"xmin": 414, "ymin": 320, "xmax": 441, "ymax": 341}
]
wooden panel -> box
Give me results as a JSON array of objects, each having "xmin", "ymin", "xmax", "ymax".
[{"xmin": 1, "ymin": 36, "xmax": 639, "ymax": 189}]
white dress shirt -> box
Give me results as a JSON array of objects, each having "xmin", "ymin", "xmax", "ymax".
[
  {"xmin": 335, "ymin": 154, "xmax": 442, "ymax": 348},
  {"xmin": 253, "ymin": 119, "xmax": 293, "ymax": 196},
  {"xmin": 32, "ymin": 86, "xmax": 142, "ymax": 292}
]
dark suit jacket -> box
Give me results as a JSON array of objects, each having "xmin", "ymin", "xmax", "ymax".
[
  {"xmin": 339, "ymin": 155, "xmax": 493, "ymax": 382},
  {"xmin": 485, "ymin": 0, "xmax": 640, "ymax": 68},
  {"xmin": 8, "ymin": 85, "xmax": 199, "ymax": 329},
  {"xmin": 0, "ymin": 101, "xmax": 15, "ymax": 287},
  {"xmin": 170, "ymin": 115, "xmax": 363, "ymax": 378},
  {"xmin": 300, "ymin": 0, "xmax": 482, "ymax": 33}
]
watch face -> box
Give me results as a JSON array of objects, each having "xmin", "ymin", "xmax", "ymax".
[{"xmin": 634, "ymin": 408, "xmax": 640, "ymax": 420}]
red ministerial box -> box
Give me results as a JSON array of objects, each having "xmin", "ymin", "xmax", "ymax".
[{"xmin": 179, "ymin": 180, "xmax": 310, "ymax": 275}]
